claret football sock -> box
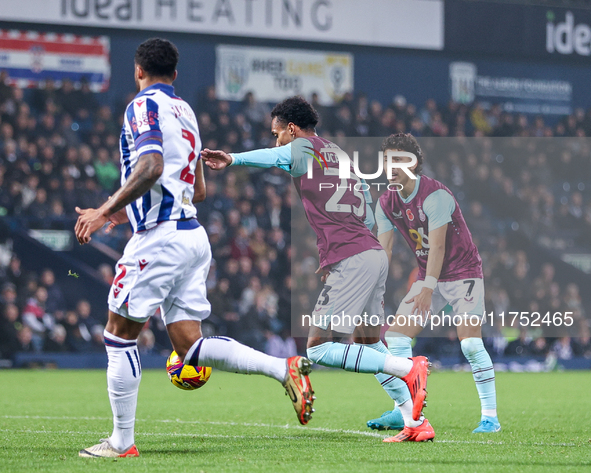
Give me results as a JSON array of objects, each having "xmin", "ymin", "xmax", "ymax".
[
  {"xmin": 104, "ymin": 330, "xmax": 141, "ymax": 451},
  {"xmin": 366, "ymin": 341, "xmax": 412, "ymax": 407},
  {"xmin": 461, "ymin": 337, "xmax": 498, "ymax": 418},
  {"xmin": 185, "ymin": 336, "xmax": 287, "ymax": 382},
  {"xmin": 306, "ymin": 342, "xmax": 413, "ymax": 376}
]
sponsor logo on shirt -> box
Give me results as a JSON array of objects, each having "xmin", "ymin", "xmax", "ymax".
[
  {"xmin": 392, "ymin": 210, "xmax": 403, "ymax": 219},
  {"xmin": 409, "ymin": 228, "xmax": 430, "ymax": 257}
]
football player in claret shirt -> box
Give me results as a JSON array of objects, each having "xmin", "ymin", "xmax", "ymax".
[
  {"xmin": 368, "ymin": 133, "xmax": 500, "ymax": 435},
  {"xmin": 202, "ymin": 97, "xmax": 433, "ymax": 442}
]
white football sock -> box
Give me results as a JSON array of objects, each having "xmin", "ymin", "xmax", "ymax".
[
  {"xmin": 398, "ymin": 399, "xmax": 424, "ymax": 428},
  {"xmin": 104, "ymin": 330, "xmax": 141, "ymax": 451},
  {"xmin": 185, "ymin": 336, "xmax": 287, "ymax": 383},
  {"xmin": 382, "ymin": 354, "xmax": 413, "ymax": 378}
]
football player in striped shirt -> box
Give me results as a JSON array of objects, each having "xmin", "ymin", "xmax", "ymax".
[{"xmin": 75, "ymin": 39, "xmax": 315, "ymax": 458}]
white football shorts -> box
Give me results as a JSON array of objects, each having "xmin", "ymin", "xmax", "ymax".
[
  {"xmin": 108, "ymin": 219, "xmax": 211, "ymax": 325},
  {"xmin": 311, "ymin": 249, "xmax": 388, "ymax": 335},
  {"xmin": 395, "ymin": 277, "xmax": 485, "ymax": 327}
]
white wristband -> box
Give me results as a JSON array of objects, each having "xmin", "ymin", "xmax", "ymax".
[
  {"xmin": 228, "ymin": 154, "xmax": 235, "ymax": 166},
  {"xmin": 423, "ymin": 276, "xmax": 437, "ymax": 290}
]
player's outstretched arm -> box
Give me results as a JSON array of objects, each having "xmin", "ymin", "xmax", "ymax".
[
  {"xmin": 203, "ymin": 144, "xmax": 295, "ymax": 174},
  {"xmin": 201, "ymin": 148, "xmax": 233, "ymax": 170},
  {"xmin": 75, "ymin": 152, "xmax": 163, "ymax": 244}
]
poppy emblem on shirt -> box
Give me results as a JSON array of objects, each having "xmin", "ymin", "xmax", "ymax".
[{"xmin": 406, "ymin": 209, "xmax": 414, "ymax": 221}]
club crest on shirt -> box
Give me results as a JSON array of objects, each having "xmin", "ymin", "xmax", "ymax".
[
  {"xmin": 418, "ymin": 207, "xmax": 426, "ymax": 222},
  {"xmin": 406, "ymin": 209, "xmax": 414, "ymax": 221},
  {"xmin": 392, "ymin": 210, "xmax": 403, "ymax": 219}
]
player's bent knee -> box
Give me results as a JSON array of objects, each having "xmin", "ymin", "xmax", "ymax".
[
  {"xmin": 105, "ymin": 311, "xmax": 144, "ymax": 340},
  {"xmin": 167, "ymin": 320, "xmax": 203, "ymax": 362}
]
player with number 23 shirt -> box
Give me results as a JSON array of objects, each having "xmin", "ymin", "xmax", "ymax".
[{"xmin": 202, "ymin": 97, "xmax": 432, "ymax": 441}]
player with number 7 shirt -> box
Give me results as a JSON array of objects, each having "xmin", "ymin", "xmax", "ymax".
[
  {"xmin": 365, "ymin": 133, "xmax": 500, "ymax": 438},
  {"xmin": 202, "ymin": 96, "xmax": 433, "ymax": 443}
]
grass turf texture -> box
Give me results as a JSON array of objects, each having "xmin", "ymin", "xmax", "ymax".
[{"xmin": 1, "ymin": 369, "xmax": 590, "ymax": 472}]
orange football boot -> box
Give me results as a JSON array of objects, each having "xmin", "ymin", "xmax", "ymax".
[
  {"xmin": 401, "ymin": 356, "xmax": 431, "ymax": 420},
  {"xmin": 383, "ymin": 419, "xmax": 435, "ymax": 443}
]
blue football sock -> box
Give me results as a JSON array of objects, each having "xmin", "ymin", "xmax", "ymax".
[
  {"xmin": 306, "ymin": 341, "xmax": 386, "ymax": 373},
  {"xmin": 385, "ymin": 334, "xmax": 413, "ymax": 358},
  {"xmin": 461, "ymin": 337, "xmax": 497, "ymax": 417},
  {"xmin": 367, "ymin": 341, "xmax": 411, "ymax": 406}
]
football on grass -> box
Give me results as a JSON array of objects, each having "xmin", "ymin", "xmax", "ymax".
[{"xmin": 166, "ymin": 351, "xmax": 212, "ymax": 390}]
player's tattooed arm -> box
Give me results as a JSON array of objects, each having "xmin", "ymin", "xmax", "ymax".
[
  {"xmin": 103, "ymin": 152, "xmax": 164, "ymax": 216},
  {"xmin": 192, "ymin": 159, "xmax": 206, "ymax": 203},
  {"xmin": 378, "ymin": 230, "xmax": 394, "ymax": 265},
  {"xmin": 75, "ymin": 152, "xmax": 163, "ymax": 244}
]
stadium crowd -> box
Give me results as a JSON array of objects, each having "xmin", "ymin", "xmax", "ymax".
[{"xmin": 0, "ymin": 76, "xmax": 590, "ymax": 364}]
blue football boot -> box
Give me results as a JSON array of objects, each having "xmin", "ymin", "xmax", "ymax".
[
  {"xmin": 367, "ymin": 407, "xmax": 405, "ymax": 431},
  {"xmin": 472, "ymin": 415, "xmax": 501, "ymax": 433}
]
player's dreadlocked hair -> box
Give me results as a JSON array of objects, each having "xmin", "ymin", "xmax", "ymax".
[
  {"xmin": 271, "ymin": 96, "xmax": 319, "ymax": 131},
  {"xmin": 381, "ymin": 133, "xmax": 424, "ymax": 175},
  {"xmin": 135, "ymin": 38, "xmax": 179, "ymax": 79}
]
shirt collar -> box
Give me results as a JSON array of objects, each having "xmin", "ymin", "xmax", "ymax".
[
  {"xmin": 135, "ymin": 83, "xmax": 177, "ymax": 99},
  {"xmin": 400, "ymin": 175, "xmax": 421, "ymax": 204}
]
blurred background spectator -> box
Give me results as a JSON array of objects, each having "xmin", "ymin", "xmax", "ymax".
[{"xmin": 0, "ymin": 77, "xmax": 589, "ymax": 363}]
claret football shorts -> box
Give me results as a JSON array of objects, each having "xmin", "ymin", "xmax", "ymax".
[{"xmin": 108, "ymin": 220, "xmax": 211, "ymax": 325}]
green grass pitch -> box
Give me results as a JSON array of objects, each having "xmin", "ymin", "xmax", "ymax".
[{"xmin": 1, "ymin": 368, "xmax": 590, "ymax": 472}]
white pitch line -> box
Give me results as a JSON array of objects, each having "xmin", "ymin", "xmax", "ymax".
[
  {"xmin": 0, "ymin": 428, "xmax": 315, "ymax": 441},
  {"xmin": 0, "ymin": 416, "xmax": 583, "ymax": 447},
  {"xmin": 0, "ymin": 415, "xmax": 383, "ymax": 439},
  {"xmin": 155, "ymin": 418, "xmax": 385, "ymax": 438},
  {"xmin": 0, "ymin": 429, "xmax": 245, "ymax": 439}
]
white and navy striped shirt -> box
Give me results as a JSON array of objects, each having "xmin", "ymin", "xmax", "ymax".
[{"xmin": 120, "ymin": 83, "xmax": 201, "ymax": 232}]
